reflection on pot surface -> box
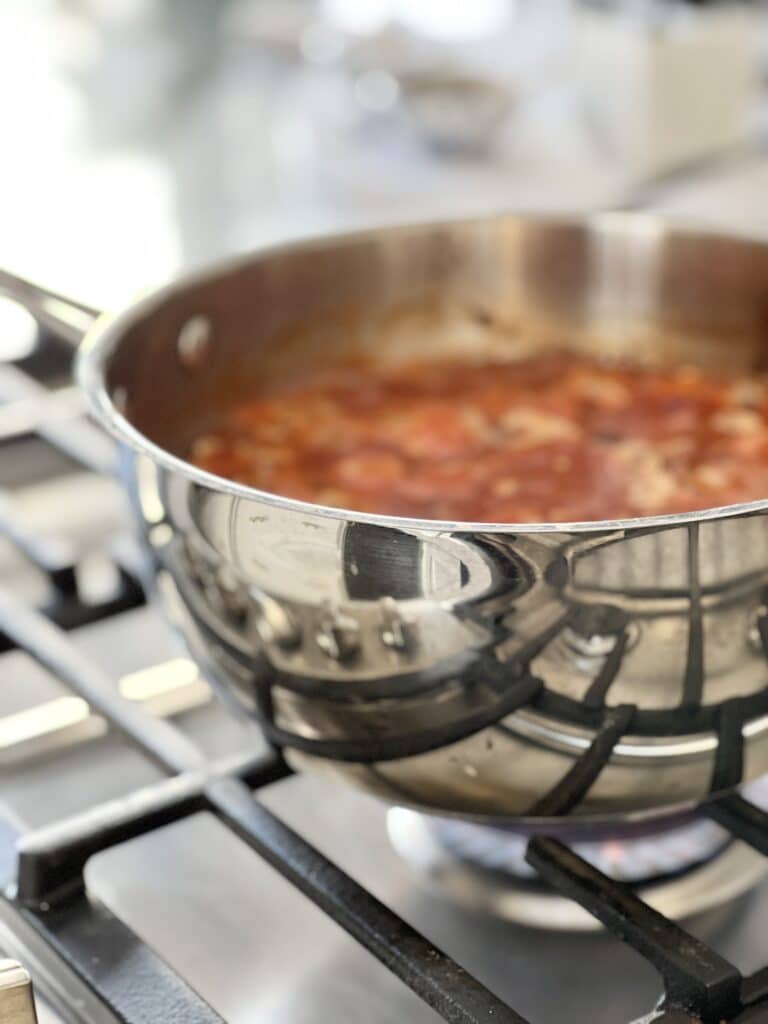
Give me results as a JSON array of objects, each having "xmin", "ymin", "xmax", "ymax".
[{"xmin": 125, "ymin": 452, "xmax": 768, "ymax": 826}]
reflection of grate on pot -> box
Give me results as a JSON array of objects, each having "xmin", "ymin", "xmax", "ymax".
[
  {"xmin": 248, "ymin": 523, "xmax": 768, "ymax": 819},
  {"xmin": 474, "ymin": 524, "xmax": 768, "ymax": 817}
]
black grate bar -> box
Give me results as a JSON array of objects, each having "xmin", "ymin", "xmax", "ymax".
[
  {"xmin": 0, "ymin": 573, "xmax": 144, "ymax": 652},
  {"xmin": 17, "ymin": 776, "xmax": 206, "ymax": 907},
  {"xmin": 705, "ymin": 794, "xmax": 768, "ymax": 856},
  {"xmin": 0, "ymin": 492, "xmax": 77, "ymax": 595},
  {"xmin": 45, "ymin": 569, "xmax": 144, "ymax": 634},
  {"xmin": 709, "ymin": 700, "xmax": 745, "ymax": 793},
  {"xmin": 0, "ymin": 364, "xmax": 114, "ymax": 476},
  {"xmin": 742, "ymin": 965, "xmax": 768, "ymax": 1006},
  {"xmin": 207, "ymin": 776, "xmax": 528, "ymax": 1024},
  {"xmin": 0, "ymin": 385, "xmax": 85, "ymax": 443},
  {"xmin": 526, "ymin": 837, "xmax": 741, "ymax": 1023},
  {"xmin": 17, "ymin": 752, "xmax": 290, "ymax": 906},
  {"xmin": 680, "ymin": 523, "xmax": 704, "ymax": 708},
  {"xmin": 583, "ymin": 628, "xmax": 630, "ymax": 709},
  {"xmin": 19, "ymin": 892, "xmax": 224, "ymax": 1024},
  {"xmin": 240, "ymin": 748, "xmax": 292, "ymax": 789},
  {"xmin": 17, "ymin": 755, "xmax": 527, "ymax": 1024},
  {"xmin": 0, "ymin": 498, "xmax": 145, "ymax": 642},
  {"xmin": 527, "ymin": 705, "xmax": 634, "ymax": 816},
  {"xmin": 0, "ymin": 588, "xmax": 202, "ymax": 774}
]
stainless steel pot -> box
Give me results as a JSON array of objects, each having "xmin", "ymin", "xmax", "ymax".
[{"xmin": 9, "ymin": 213, "xmax": 768, "ymax": 830}]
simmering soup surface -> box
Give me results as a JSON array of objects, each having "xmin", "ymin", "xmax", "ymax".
[{"xmin": 190, "ymin": 353, "xmax": 768, "ymax": 522}]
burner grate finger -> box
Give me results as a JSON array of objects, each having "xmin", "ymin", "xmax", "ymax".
[{"xmin": 526, "ymin": 836, "xmax": 742, "ymax": 1023}]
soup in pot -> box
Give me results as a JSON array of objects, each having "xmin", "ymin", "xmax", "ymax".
[{"xmin": 190, "ymin": 353, "xmax": 768, "ymax": 522}]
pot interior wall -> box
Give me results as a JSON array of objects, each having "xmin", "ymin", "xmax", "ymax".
[{"xmin": 104, "ymin": 216, "xmax": 768, "ymax": 459}]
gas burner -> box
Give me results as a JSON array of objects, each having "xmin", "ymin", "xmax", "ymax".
[{"xmin": 388, "ymin": 777, "xmax": 768, "ymax": 931}]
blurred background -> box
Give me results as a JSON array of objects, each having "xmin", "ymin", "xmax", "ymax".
[{"xmin": 2, "ymin": 0, "xmax": 768, "ymax": 319}]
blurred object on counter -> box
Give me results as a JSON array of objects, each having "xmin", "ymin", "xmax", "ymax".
[
  {"xmin": 337, "ymin": 0, "xmax": 570, "ymax": 155},
  {"xmin": 576, "ymin": 0, "xmax": 761, "ymax": 180},
  {"xmin": 398, "ymin": 72, "xmax": 514, "ymax": 156},
  {"xmin": 232, "ymin": 0, "xmax": 570, "ymax": 156},
  {"xmin": 222, "ymin": 0, "xmax": 612, "ymax": 224}
]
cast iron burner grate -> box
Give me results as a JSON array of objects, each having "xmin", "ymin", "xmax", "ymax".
[{"xmin": 1, "ymin": 338, "xmax": 768, "ymax": 1024}]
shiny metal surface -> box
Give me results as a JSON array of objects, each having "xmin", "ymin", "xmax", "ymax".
[{"xmin": 21, "ymin": 211, "xmax": 768, "ymax": 826}]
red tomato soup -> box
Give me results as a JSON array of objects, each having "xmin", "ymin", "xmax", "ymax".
[{"xmin": 189, "ymin": 353, "xmax": 768, "ymax": 522}]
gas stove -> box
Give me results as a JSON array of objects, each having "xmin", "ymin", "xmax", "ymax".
[
  {"xmin": 6, "ymin": 4, "xmax": 768, "ymax": 1018},
  {"xmin": 1, "ymin": 330, "xmax": 768, "ymax": 1024}
]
